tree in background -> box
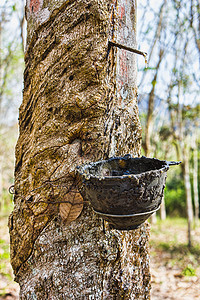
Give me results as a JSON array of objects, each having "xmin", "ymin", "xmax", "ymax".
[
  {"xmin": 0, "ymin": 0, "xmax": 25, "ymax": 212},
  {"xmin": 137, "ymin": 0, "xmax": 200, "ymax": 233},
  {"xmin": 191, "ymin": 131, "xmax": 199, "ymax": 227}
]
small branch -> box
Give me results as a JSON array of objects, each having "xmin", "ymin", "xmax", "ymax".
[{"xmin": 109, "ymin": 41, "xmax": 147, "ymax": 58}]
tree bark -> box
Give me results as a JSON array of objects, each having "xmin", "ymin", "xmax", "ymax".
[
  {"xmin": 9, "ymin": 1, "xmax": 151, "ymax": 298},
  {"xmin": 183, "ymin": 146, "xmax": 194, "ymax": 248},
  {"xmin": 192, "ymin": 137, "xmax": 199, "ymax": 227},
  {"xmin": 160, "ymin": 197, "xmax": 166, "ymax": 221}
]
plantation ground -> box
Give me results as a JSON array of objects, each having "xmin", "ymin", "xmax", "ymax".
[
  {"xmin": 0, "ymin": 215, "xmax": 199, "ymax": 299},
  {"xmin": 150, "ymin": 218, "xmax": 200, "ymax": 300}
]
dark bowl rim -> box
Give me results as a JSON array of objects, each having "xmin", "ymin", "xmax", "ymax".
[{"xmin": 76, "ymin": 155, "xmax": 172, "ymax": 180}]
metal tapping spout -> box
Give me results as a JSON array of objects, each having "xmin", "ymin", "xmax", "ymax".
[{"xmin": 166, "ymin": 161, "xmax": 182, "ymax": 166}]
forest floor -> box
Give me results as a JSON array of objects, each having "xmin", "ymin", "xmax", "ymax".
[
  {"xmin": 0, "ymin": 215, "xmax": 199, "ymax": 299},
  {"xmin": 150, "ymin": 218, "xmax": 200, "ymax": 300}
]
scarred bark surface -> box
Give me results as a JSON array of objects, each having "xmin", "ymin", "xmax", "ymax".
[{"xmin": 9, "ymin": 0, "xmax": 151, "ymax": 298}]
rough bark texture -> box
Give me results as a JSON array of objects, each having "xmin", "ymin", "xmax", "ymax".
[{"xmin": 9, "ymin": 0, "xmax": 151, "ymax": 298}]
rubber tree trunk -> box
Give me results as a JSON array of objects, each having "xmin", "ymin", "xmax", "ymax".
[
  {"xmin": 160, "ymin": 197, "xmax": 166, "ymax": 220},
  {"xmin": 183, "ymin": 146, "xmax": 194, "ymax": 248},
  {"xmin": 9, "ymin": 0, "xmax": 151, "ymax": 299},
  {"xmin": 192, "ymin": 138, "xmax": 199, "ymax": 227},
  {"xmin": 144, "ymin": 51, "xmax": 164, "ymax": 225}
]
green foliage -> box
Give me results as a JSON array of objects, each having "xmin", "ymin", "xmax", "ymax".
[
  {"xmin": 158, "ymin": 242, "xmax": 171, "ymax": 251},
  {"xmin": 0, "ymin": 125, "xmax": 17, "ymax": 218},
  {"xmin": 159, "ymin": 126, "xmax": 172, "ymax": 141},
  {"xmin": 0, "ymin": 262, "xmax": 7, "ymax": 272},
  {"xmin": 1, "ymin": 42, "xmax": 24, "ymax": 101},
  {"xmin": 0, "ymin": 252, "xmax": 10, "ymax": 260},
  {"xmin": 12, "ymin": 4, "xmax": 16, "ymax": 11},
  {"xmin": 0, "ymin": 238, "xmax": 11, "ymax": 276},
  {"xmin": 0, "ymin": 216, "xmax": 18, "ymax": 295},
  {"xmin": 182, "ymin": 265, "xmax": 196, "ymax": 277},
  {"xmin": 0, "ymin": 195, "xmax": 14, "ymax": 217},
  {"xmin": 165, "ymin": 187, "xmax": 186, "ymax": 217},
  {"xmin": 151, "ymin": 80, "xmax": 157, "ymax": 87},
  {"xmin": 182, "ymin": 103, "xmax": 200, "ymax": 120},
  {"xmin": 164, "ymin": 170, "xmax": 186, "ymax": 217}
]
